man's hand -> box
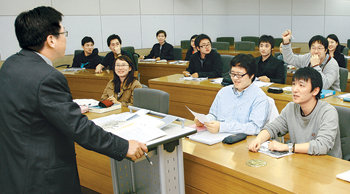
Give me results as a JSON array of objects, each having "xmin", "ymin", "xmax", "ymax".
[
  {"xmin": 282, "ymin": 29, "xmax": 292, "ymax": 45},
  {"xmin": 248, "ymin": 138, "xmax": 262, "ymax": 152},
  {"xmin": 107, "ymin": 96, "xmax": 118, "ymax": 104},
  {"xmin": 126, "ymin": 140, "xmax": 148, "ymax": 161},
  {"xmin": 155, "ymin": 57, "xmax": 161, "ymax": 61},
  {"xmin": 205, "ymin": 121, "xmax": 220, "ymax": 133},
  {"xmin": 268, "ymin": 140, "xmax": 288, "ymax": 152},
  {"xmin": 95, "ymin": 64, "xmax": 104, "ymax": 73},
  {"xmin": 183, "ymin": 71, "xmax": 191, "ymax": 77},
  {"xmin": 140, "ymin": 55, "xmax": 145, "ymax": 60},
  {"xmin": 258, "ymin": 76, "xmax": 270, "ymax": 82},
  {"xmin": 194, "ymin": 117, "xmax": 204, "ymax": 127},
  {"xmin": 310, "ymin": 55, "xmax": 321, "ymax": 67},
  {"xmin": 191, "ymin": 73, "xmax": 199, "ymax": 78}
]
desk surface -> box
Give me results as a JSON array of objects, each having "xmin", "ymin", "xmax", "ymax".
[
  {"xmin": 149, "ymin": 74, "xmax": 350, "ymax": 120},
  {"xmin": 183, "ymin": 136, "xmax": 350, "ymax": 193}
]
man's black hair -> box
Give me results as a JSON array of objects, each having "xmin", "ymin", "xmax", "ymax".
[
  {"xmin": 107, "ymin": 34, "xmax": 122, "ymax": 47},
  {"xmin": 15, "ymin": 6, "xmax": 63, "ymax": 51},
  {"xmin": 81, "ymin": 36, "xmax": 94, "ymax": 46},
  {"xmin": 308, "ymin": 35, "xmax": 328, "ymax": 52},
  {"xmin": 292, "ymin": 67, "xmax": 323, "ymax": 100},
  {"xmin": 156, "ymin": 30, "xmax": 167, "ymax": 37},
  {"xmin": 258, "ymin": 35, "xmax": 274, "ymax": 49},
  {"xmin": 230, "ymin": 54, "xmax": 257, "ymax": 82},
  {"xmin": 194, "ymin": 34, "xmax": 212, "ymax": 48}
]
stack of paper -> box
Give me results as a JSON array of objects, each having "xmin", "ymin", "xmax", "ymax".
[
  {"xmin": 89, "ymin": 103, "xmax": 121, "ymax": 113},
  {"xmin": 336, "ymin": 170, "xmax": 350, "ymax": 182}
]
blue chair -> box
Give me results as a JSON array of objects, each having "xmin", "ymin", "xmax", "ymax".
[
  {"xmin": 241, "ymin": 36, "xmax": 259, "ymax": 46},
  {"xmin": 212, "ymin": 42, "xmax": 230, "ymax": 50},
  {"xmin": 216, "ymin": 37, "xmax": 235, "ymax": 46},
  {"xmin": 235, "ymin": 41, "xmax": 255, "ymax": 51},
  {"xmin": 133, "ymin": 88, "xmax": 169, "ymax": 114}
]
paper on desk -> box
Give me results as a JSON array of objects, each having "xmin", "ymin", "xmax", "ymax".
[
  {"xmin": 337, "ymin": 93, "xmax": 350, "ymax": 99},
  {"xmin": 253, "ymin": 80, "xmax": 273, "ymax": 88},
  {"xmin": 210, "ymin": 78, "xmax": 223, "ymax": 84},
  {"xmin": 336, "ymin": 170, "xmax": 350, "ymax": 182},
  {"xmin": 185, "ymin": 106, "xmax": 209, "ymax": 123},
  {"xmin": 258, "ymin": 141, "xmax": 293, "ymax": 158},
  {"xmin": 182, "ymin": 77, "xmax": 208, "ymax": 81},
  {"xmin": 156, "ymin": 59, "xmax": 167, "ymax": 63},
  {"xmin": 140, "ymin": 59, "xmax": 156, "ymax": 62},
  {"xmin": 73, "ymin": 99, "xmax": 99, "ymax": 107},
  {"xmin": 283, "ymin": 86, "xmax": 292, "ymax": 92},
  {"xmin": 188, "ymin": 131, "xmax": 232, "ymax": 145}
]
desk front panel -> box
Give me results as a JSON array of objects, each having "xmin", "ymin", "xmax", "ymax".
[
  {"xmin": 183, "ymin": 137, "xmax": 350, "ymax": 194},
  {"xmin": 138, "ymin": 61, "xmax": 188, "ymax": 86}
]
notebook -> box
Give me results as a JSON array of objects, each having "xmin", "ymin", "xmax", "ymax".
[
  {"xmin": 89, "ymin": 103, "xmax": 121, "ymax": 113},
  {"xmin": 188, "ymin": 131, "xmax": 232, "ymax": 145},
  {"xmin": 320, "ymin": 89, "xmax": 336, "ymax": 99}
]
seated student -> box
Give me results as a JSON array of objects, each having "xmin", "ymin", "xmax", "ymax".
[
  {"xmin": 72, "ymin": 36, "xmax": 102, "ymax": 69},
  {"xmin": 141, "ymin": 30, "xmax": 174, "ymax": 60},
  {"xmin": 327, "ymin": 34, "xmax": 347, "ymax": 68},
  {"xmin": 281, "ymin": 30, "xmax": 340, "ymax": 91},
  {"xmin": 95, "ymin": 34, "xmax": 134, "ymax": 73},
  {"xmin": 183, "ymin": 34, "xmax": 223, "ymax": 78},
  {"xmin": 101, "ymin": 55, "xmax": 142, "ymax": 107},
  {"xmin": 249, "ymin": 67, "xmax": 342, "ymax": 158},
  {"xmin": 255, "ymin": 35, "xmax": 285, "ymax": 83},
  {"xmin": 194, "ymin": 54, "xmax": 270, "ymax": 135},
  {"xmin": 185, "ymin": 34, "xmax": 198, "ymax": 61}
]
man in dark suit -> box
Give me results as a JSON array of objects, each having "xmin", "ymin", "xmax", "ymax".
[{"xmin": 0, "ymin": 6, "xmax": 147, "ymax": 194}]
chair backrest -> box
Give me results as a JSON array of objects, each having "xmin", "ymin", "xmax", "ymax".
[
  {"xmin": 74, "ymin": 50, "xmax": 83, "ymax": 56},
  {"xmin": 334, "ymin": 106, "xmax": 350, "ymax": 160},
  {"xmin": 267, "ymin": 96, "xmax": 279, "ymax": 124},
  {"xmin": 235, "ymin": 41, "xmax": 255, "ymax": 51},
  {"xmin": 173, "ymin": 48, "xmax": 182, "ymax": 60},
  {"xmin": 342, "ymin": 47, "xmax": 349, "ymax": 56},
  {"xmin": 221, "ymin": 55, "xmax": 235, "ymax": 74},
  {"xmin": 344, "ymin": 57, "xmax": 348, "ymax": 69},
  {"xmin": 241, "ymin": 36, "xmax": 259, "ymax": 46},
  {"xmin": 132, "ymin": 53, "xmax": 139, "ymax": 71},
  {"xmin": 181, "ymin": 40, "xmax": 191, "ymax": 49},
  {"xmin": 282, "ymin": 63, "xmax": 288, "ymax": 84},
  {"xmin": 133, "ymin": 88, "xmax": 169, "ymax": 114},
  {"xmin": 216, "ymin": 37, "xmax": 235, "ymax": 45},
  {"xmin": 347, "ymin": 39, "xmax": 350, "ymax": 49},
  {"xmin": 274, "ymin": 38, "xmax": 283, "ymax": 47},
  {"xmin": 339, "ymin": 67, "xmax": 348, "ymax": 92},
  {"xmin": 122, "ymin": 46, "xmax": 135, "ymax": 54},
  {"xmin": 212, "ymin": 42, "xmax": 230, "ymax": 50}
]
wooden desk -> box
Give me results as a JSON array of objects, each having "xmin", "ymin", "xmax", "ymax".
[
  {"xmin": 183, "ymin": 136, "xmax": 350, "ymax": 193},
  {"xmin": 181, "ymin": 47, "xmax": 301, "ymax": 60},
  {"xmin": 138, "ymin": 60, "xmax": 189, "ymax": 86},
  {"xmin": 148, "ymin": 74, "xmax": 350, "ymax": 120},
  {"xmin": 58, "ymin": 68, "xmax": 112, "ymax": 100}
]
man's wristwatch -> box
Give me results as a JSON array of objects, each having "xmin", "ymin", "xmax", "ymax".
[{"xmin": 288, "ymin": 143, "xmax": 294, "ymax": 153}]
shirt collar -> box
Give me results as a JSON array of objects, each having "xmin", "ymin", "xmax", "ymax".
[
  {"xmin": 232, "ymin": 82, "xmax": 254, "ymax": 96},
  {"xmin": 34, "ymin": 51, "xmax": 53, "ymax": 66}
]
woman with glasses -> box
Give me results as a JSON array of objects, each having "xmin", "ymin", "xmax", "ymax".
[
  {"xmin": 183, "ymin": 34, "xmax": 223, "ymax": 78},
  {"xmin": 101, "ymin": 55, "xmax": 142, "ymax": 106},
  {"xmin": 327, "ymin": 34, "xmax": 346, "ymax": 68}
]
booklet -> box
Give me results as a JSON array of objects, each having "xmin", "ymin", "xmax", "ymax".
[{"xmin": 258, "ymin": 141, "xmax": 293, "ymax": 158}]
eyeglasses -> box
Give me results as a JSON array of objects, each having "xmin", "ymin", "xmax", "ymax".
[
  {"xmin": 199, "ymin": 43, "xmax": 211, "ymax": 48},
  {"xmin": 229, "ymin": 72, "xmax": 247, "ymax": 78},
  {"xmin": 115, "ymin": 64, "xmax": 129, "ymax": 68},
  {"xmin": 57, "ymin": 31, "xmax": 68, "ymax": 37}
]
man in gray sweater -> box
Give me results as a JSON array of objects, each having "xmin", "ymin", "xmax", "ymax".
[
  {"xmin": 249, "ymin": 67, "xmax": 342, "ymax": 158},
  {"xmin": 281, "ymin": 30, "xmax": 340, "ymax": 91}
]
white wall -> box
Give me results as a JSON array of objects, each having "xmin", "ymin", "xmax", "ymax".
[{"xmin": 1, "ymin": 0, "xmax": 350, "ymax": 60}]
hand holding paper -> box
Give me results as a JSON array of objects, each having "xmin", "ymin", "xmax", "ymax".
[{"xmin": 186, "ymin": 106, "xmax": 210, "ymax": 123}]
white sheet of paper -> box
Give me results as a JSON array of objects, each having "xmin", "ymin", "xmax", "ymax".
[
  {"xmin": 185, "ymin": 106, "xmax": 209, "ymax": 123},
  {"xmin": 253, "ymin": 80, "xmax": 273, "ymax": 88},
  {"xmin": 336, "ymin": 170, "xmax": 350, "ymax": 182},
  {"xmin": 188, "ymin": 131, "xmax": 232, "ymax": 145},
  {"xmin": 258, "ymin": 141, "xmax": 293, "ymax": 158}
]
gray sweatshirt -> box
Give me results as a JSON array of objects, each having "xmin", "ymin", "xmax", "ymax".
[
  {"xmin": 265, "ymin": 101, "xmax": 342, "ymax": 158},
  {"xmin": 282, "ymin": 44, "xmax": 340, "ymax": 91}
]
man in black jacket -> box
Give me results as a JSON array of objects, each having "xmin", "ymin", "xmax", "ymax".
[
  {"xmin": 0, "ymin": 6, "xmax": 147, "ymax": 194},
  {"xmin": 183, "ymin": 34, "xmax": 223, "ymax": 78},
  {"xmin": 72, "ymin": 36, "xmax": 101, "ymax": 69},
  {"xmin": 141, "ymin": 30, "xmax": 174, "ymax": 60},
  {"xmin": 255, "ymin": 35, "xmax": 285, "ymax": 83}
]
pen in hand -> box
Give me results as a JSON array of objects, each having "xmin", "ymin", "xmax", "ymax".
[{"xmin": 144, "ymin": 152, "xmax": 153, "ymax": 165}]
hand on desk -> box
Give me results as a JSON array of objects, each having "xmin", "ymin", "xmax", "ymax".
[
  {"xmin": 127, "ymin": 140, "xmax": 148, "ymax": 161},
  {"xmin": 258, "ymin": 76, "xmax": 270, "ymax": 83},
  {"xmin": 268, "ymin": 140, "xmax": 288, "ymax": 152},
  {"xmin": 205, "ymin": 121, "xmax": 220, "ymax": 134},
  {"xmin": 95, "ymin": 64, "xmax": 104, "ymax": 73},
  {"xmin": 183, "ymin": 71, "xmax": 191, "ymax": 77},
  {"xmin": 107, "ymin": 96, "xmax": 118, "ymax": 104}
]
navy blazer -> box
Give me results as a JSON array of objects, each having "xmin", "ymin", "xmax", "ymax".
[{"xmin": 0, "ymin": 49, "xmax": 129, "ymax": 193}]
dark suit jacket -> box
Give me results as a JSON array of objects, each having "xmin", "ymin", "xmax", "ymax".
[
  {"xmin": 0, "ymin": 49, "xmax": 129, "ymax": 194},
  {"xmin": 255, "ymin": 55, "xmax": 285, "ymax": 84},
  {"xmin": 145, "ymin": 42, "xmax": 174, "ymax": 60},
  {"xmin": 186, "ymin": 49, "xmax": 223, "ymax": 78}
]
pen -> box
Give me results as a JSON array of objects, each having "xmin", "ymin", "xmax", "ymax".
[{"xmin": 144, "ymin": 152, "xmax": 153, "ymax": 165}]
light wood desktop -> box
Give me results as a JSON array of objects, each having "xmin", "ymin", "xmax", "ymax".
[
  {"xmin": 148, "ymin": 74, "xmax": 350, "ymax": 120},
  {"xmin": 183, "ymin": 136, "xmax": 350, "ymax": 193},
  {"xmin": 138, "ymin": 60, "xmax": 189, "ymax": 86}
]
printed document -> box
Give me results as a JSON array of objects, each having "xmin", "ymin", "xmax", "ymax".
[
  {"xmin": 258, "ymin": 141, "xmax": 293, "ymax": 158},
  {"xmin": 185, "ymin": 106, "xmax": 209, "ymax": 123}
]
